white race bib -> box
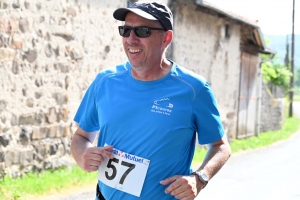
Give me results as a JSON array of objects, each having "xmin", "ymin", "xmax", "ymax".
[{"xmin": 98, "ymin": 145, "xmax": 150, "ymax": 197}]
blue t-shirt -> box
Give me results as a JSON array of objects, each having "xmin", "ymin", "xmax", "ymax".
[{"xmin": 74, "ymin": 61, "xmax": 224, "ymax": 200}]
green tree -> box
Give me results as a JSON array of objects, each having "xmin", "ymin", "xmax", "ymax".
[
  {"xmin": 261, "ymin": 59, "xmax": 292, "ymax": 91},
  {"xmin": 262, "ymin": 38, "xmax": 292, "ymax": 93}
]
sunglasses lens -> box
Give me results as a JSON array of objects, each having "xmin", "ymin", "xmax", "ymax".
[
  {"xmin": 135, "ymin": 27, "xmax": 150, "ymax": 38},
  {"xmin": 119, "ymin": 26, "xmax": 131, "ymax": 37},
  {"xmin": 118, "ymin": 26, "xmax": 151, "ymax": 38}
]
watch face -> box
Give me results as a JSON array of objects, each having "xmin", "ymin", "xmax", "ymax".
[{"xmin": 200, "ymin": 173, "xmax": 209, "ymax": 182}]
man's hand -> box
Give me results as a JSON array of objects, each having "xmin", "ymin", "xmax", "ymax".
[
  {"xmin": 81, "ymin": 146, "xmax": 114, "ymax": 172},
  {"xmin": 71, "ymin": 127, "xmax": 116, "ymax": 172},
  {"xmin": 160, "ymin": 174, "xmax": 202, "ymax": 200}
]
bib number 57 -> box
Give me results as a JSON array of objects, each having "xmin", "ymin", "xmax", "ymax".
[{"xmin": 105, "ymin": 158, "xmax": 136, "ymax": 184}]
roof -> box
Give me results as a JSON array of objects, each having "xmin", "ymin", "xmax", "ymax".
[{"xmin": 195, "ymin": 0, "xmax": 275, "ymax": 55}]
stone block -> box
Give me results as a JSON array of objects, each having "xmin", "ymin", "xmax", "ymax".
[
  {"xmin": 0, "ymin": 151, "xmax": 4, "ymax": 162},
  {"xmin": 48, "ymin": 125, "xmax": 57, "ymax": 138},
  {"xmin": 52, "ymin": 93, "xmax": 66, "ymax": 105},
  {"xmin": 0, "ymin": 17, "xmax": 19, "ymax": 34},
  {"xmin": 12, "ymin": 60, "xmax": 19, "ymax": 74},
  {"xmin": 0, "ymin": 162, "xmax": 4, "ymax": 180},
  {"xmin": 19, "ymin": 149, "xmax": 33, "ymax": 167},
  {"xmin": 0, "ymin": 134, "xmax": 10, "ymax": 147},
  {"xmin": 39, "ymin": 126, "xmax": 49, "ymax": 139},
  {"xmin": 53, "ymin": 33, "xmax": 74, "ymax": 42},
  {"xmin": 11, "ymin": 170, "xmax": 21, "ymax": 179},
  {"xmin": 57, "ymin": 124, "xmax": 70, "ymax": 137},
  {"xmin": 44, "ymin": 43, "xmax": 53, "ymax": 58},
  {"xmin": 65, "ymin": 7, "xmax": 77, "ymax": 17},
  {"xmin": 5, "ymin": 150, "xmax": 20, "ymax": 167},
  {"xmin": 26, "ymin": 98, "xmax": 34, "ymax": 107},
  {"xmin": 32, "ymin": 126, "xmax": 47, "ymax": 140},
  {"xmin": 52, "ymin": 158, "xmax": 60, "ymax": 169},
  {"xmin": 58, "ymin": 144, "xmax": 65, "ymax": 156},
  {"xmin": 12, "ymin": 2, "xmax": 20, "ymax": 9},
  {"xmin": 50, "ymin": 142, "xmax": 58, "ymax": 155},
  {"xmin": 25, "ymin": 49, "xmax": 38, "ymax": 63},
  {"xmin": 34, "ymin": 77, "xmax": 43, "ymax": 87},
  {"xmin": 0, "ymin": 100, "xmax": 7, "ymax": 112},
  {"xmin": 11, "ymin": 114, "xmax": 19, "ymax": 126},
  {"xmin": 24, "ymin": 1, "xmax": 30, "ymax": 9},
  {"xmin": 34, "ymin": 91, "xmax": 43, "ymax": 99},
  {"xmin": 58, "ymin": 107, "xmax": 69, "ymax": 122},
  {"xmin": 54, "ymin": 63, "xmax": 70, "ymax": 73},
  {"xmin": 32, "ymin": 141, "xmax": 48, "ymax": 161},
  {"xmin": 0, "ymin": 2, "xmax": 8, "ymax": 9},
  {"xmin": 19, "ymin": 128, "xmax": 30, "ymax": 146},
  {"xmin": 46, "ymin": 107, "xmax": 57, "ymax": 124},
  {"xmin": 0, "ymin": 48, "xmax": 16, "ymax": 62},
  {"xmin": 44, "ymin": 161, "xmax": 52, "ymax": 170},
  {"xmin": 70, "ymin": 49, "xmax": 83, "ymax": 61},
  {"xmin": 34, "ymin": 112, "xmax": 46, "ymax": 124},
  {"xmin": 32, "ymin": 163, "xmax": 43, "ymax": 173},
  {"xmin": 12, "ymin": 34, "xmax": 23, "ymax": 49},
  {"xmin": 19, "ymin": 18, "xmax": 29, "ymax": 33},
  {"xmin": 19, "ymin": 113, "xmax": 35, "ymax": 125}
]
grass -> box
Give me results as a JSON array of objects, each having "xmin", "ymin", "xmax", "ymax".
[
  {"xmin": 1, "ymin": 116, "xmax": 300, "ymax": 200},
  {"xmin": 0, "ymin": 166, "xmax": 98, "ymax": 200}
]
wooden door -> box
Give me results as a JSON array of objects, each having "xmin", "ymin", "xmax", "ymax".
[{"xmin": 237, "ymin": 52, "xmax": 259, "ymax": 139}]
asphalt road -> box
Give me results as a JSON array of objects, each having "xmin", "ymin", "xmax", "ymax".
[
  {"xmin": 197, "ymin": 130, "xmax": 300, "ymax": 200},
  {"xmin": 61, "ymin": 102, "xmax": 300, "ymax": 200}
]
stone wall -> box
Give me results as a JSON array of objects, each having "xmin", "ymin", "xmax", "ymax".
[
  {"xmin": 172, "ymin": 1, "xmax": 241, "ymax": 140},
  {"xmin": 260, "ymin": 82, "xmax": 285, "ymax": 132},
  {"xmin": 0, "ymin": 0, "xmax": 127, "ymax": 178}
]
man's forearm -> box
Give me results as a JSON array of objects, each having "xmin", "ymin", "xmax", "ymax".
[
  {"xmin": 70, "ymin": 134, "xmax": 93, "ymax": 168},
  {"xmin": 196, "ymin": 140, "xmax": 231, "ymax": 180}
]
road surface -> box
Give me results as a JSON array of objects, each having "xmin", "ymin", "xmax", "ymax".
[{"xmin": 197, "ymin": 130, "xmax": 300, "ymax": 200}]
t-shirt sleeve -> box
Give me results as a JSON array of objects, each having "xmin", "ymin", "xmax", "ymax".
[
  {"xmin": 193, "ymin": 81, "xmax": 224, "ymax": 144},
  {"xmin": 73, "ymin": 75, "xmax": 101, "ymax": 132}
]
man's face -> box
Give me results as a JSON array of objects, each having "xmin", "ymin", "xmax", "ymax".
[{"xmin": 122, "ymin": 12, "xmax": 166, "ymax": 72}]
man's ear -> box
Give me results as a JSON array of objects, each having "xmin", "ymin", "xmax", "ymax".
[{"xmin": 163, "ymin": 30, "xmax": 173, "ymax": 47}]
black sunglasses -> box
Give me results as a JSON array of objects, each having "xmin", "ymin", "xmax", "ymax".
[{"xmin": 118, "ymin": 26, "xmax": 165, "ymax": 38}]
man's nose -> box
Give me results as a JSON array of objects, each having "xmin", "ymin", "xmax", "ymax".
[{"xmin": 127, "ymin": 29, "xmax": 139, "ymax": 41}]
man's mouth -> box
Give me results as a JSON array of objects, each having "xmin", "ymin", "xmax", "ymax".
[{"xmin": 129, "ymin": 49, "xmax": 142, "ymax": 53}]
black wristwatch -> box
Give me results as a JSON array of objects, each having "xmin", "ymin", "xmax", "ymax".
[{"xmin": 191, "ymin": 171, "xmax": 209, "ymax": 189}]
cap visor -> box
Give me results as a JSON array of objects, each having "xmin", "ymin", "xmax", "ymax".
[{"xmin": 113, "ymin": 8, "xmax": 157, "ymax": 21}]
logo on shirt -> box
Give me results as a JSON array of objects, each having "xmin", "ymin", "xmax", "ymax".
[{"xmin": 151, "ymin": 98, "xmax": 173, "ymax": 116}]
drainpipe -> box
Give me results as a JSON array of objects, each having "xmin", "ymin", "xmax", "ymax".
[{"xmin": 256, "ymin": 53, "xmax": 275, "ymax": 136}]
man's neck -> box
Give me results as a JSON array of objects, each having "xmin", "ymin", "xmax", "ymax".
[{"xmin": 131, "ymin": 60, "xmax": 172, "ymax": 81}]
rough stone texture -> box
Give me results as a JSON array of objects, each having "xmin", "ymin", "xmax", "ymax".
[
  {"xmin": 0, "ymin": 0, "xmax": 127, "ymax": 177},
  {"xmin": 260, "ymin": 83, "xmax": 285, "ymax": 132},
  {"xmin": 172, "ymin": 2, "xmax": 241, "ymax": 139}
]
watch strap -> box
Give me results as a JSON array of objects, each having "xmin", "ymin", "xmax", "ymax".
[{"xmin": 191, "ymin": 171, "xmax": 208, "ymax": 189}]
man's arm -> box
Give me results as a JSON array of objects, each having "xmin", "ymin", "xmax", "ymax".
[
  {"xmin": 70, "ymin": 127, "xmax": 114, "ymax": 172},
  {"xmin": 194, "ymin": 134, "xmax": 232, "ymax": 186},
  {"xmin": 160, "ymin": 134, "xmax": 231, "ymax": 200}
]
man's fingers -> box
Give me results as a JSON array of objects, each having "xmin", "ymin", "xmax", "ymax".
[
  {"xmin": 160, "ymin": 176, "xmax": 178, "ymax": 185},
  {"xmin": 98, "ymin": 146, "xmax": 114, "ymax": 159},
  {"xmin": 81, "ymin": 146, "xmax": 114, "ymax": 172},
  {"xmin": 103, "ymin": 146, "xmax": 114, "ymax": 159}
]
